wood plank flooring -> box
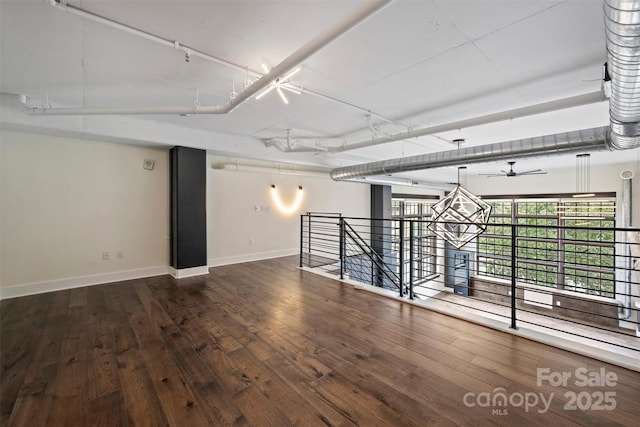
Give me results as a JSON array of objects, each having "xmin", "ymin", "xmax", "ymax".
[{"xmin": 1, "ymin": 256, "xmax": 639, "ymax": 426}]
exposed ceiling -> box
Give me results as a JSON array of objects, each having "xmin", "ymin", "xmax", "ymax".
[{"xmin": 1, "ymin": 0, "xmax": 638, "ymax": 185}]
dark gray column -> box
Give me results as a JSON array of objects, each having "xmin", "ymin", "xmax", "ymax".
[
  {"xmin": 170, "ymin": 146, "xmax": 207, "ymax": 276},
  {"xmin": 370, "ymin": 185, "xmax": 392, "ymax": 288}
]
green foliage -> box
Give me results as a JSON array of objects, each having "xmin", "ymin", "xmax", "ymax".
[{"xmin": 478, "ymin": 199, "xmax": 616, "ymax": 298}]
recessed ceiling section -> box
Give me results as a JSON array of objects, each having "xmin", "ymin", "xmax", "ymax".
[
  {"xmin": 0, "ymin": 2, "xmax": 84, "ymax": 106},
  {"xmin": 472, "ymin": 1, "xmax": 604, "ymax": 84},
  {"xmin": 434, "ymin": 0, "xmax": 563, "ymax": 41},
  {"xmin": 305, "ymin": 1, "xmax": 470, "ymax": 89}
]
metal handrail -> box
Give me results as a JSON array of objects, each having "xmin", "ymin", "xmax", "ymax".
[
  {"xmin": 343, "ymin": 220, "xmax": 400, "ymax": 287},
  {"xmin": 300, "ymin": 213, "xmax": 640, "ymax": 359}
]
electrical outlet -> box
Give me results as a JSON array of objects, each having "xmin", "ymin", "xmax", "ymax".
[
  {"xmin": 116, "ymin": 250, "xmax": 124, "ymax": 259},
  {"xmin": 102, "ymin": 251, "xmax": 110, "ymax": 261}
]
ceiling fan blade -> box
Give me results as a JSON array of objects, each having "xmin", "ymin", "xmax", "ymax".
[
  {"xmin": 479, "ymin": 174, "xmax": 505, "ymax": 177},
  {"xmin": 500, "ymin": 170, "xmax": 509, "ymax": 174},
  {"xmin": 519, "ymin": 170, "xmax": 547, "ymax": 175}
]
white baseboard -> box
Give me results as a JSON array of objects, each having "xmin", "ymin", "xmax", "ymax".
[
  {"xmin": 0, "ymin": 250, "xmax": 299, "ymax": 300},
  {"xmin": 0, "ymin": 266, "xmax": 169, "ymax": 300},
  {"xmin": 169, "ymin": 265, "xmax": 209, "ymax": 279},
  {"xmin": 208, "ymin": 248, "xmax": 298, "ymax": 267}
]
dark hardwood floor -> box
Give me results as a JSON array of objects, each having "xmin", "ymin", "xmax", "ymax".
[{"xmin": 1, "ymin": 256, "xmax": 639, "ymax": 426}]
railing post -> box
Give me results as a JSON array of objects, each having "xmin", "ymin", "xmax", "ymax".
[
  {"xmin": 399, "ymin": 219, "xmax": 404, "ymax": 297},
  {"xmin": 510, "ymin": 223, "xmax": 517, "ymax": 329},
  {"xmin": 299, "ymin": 214, "xmax": 304, "ymax": 268},
  {"xmin": 339, "ymin": 217, "xmax": 345, "ymax": 280},
  {"xmin": 308, "ymin": 214, "xmax": 312, "ymax": 257},
  {"xmin": 371, "ymin": 249, "xmax": 374, "ymax": 287},
  {"xmin": 409, "ymin": 220, "xmax": 414, "ymax": 300}
]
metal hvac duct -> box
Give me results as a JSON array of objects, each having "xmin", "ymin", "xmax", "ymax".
[
  {"xmin": 605, "ymin": 0, "xmax": 640, "ymax": 149},
  {"xmin": 331, "ymin": 127, "xmax": 611, "ymax": 180},
  {"xmin": 331, "ymin": 0, "xmax": 640, "ymax": 181}
]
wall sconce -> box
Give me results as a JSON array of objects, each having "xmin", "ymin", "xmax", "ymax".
[{"xmin": 270, "ymin": 184, "xmax": 304, "ymax": 215}]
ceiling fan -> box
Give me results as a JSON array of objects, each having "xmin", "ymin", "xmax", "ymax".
[{"xmin": 481, "ymin": 161, "xmax": 547, "ymax": 178}]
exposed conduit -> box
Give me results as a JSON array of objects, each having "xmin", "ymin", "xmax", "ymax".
[
  {"xmin": 345, "ymin": 176, "xmax": 455, "ymax": 190},
  {"xmin": 24, "ymin": 0, "xmax": 392, "ymax": 116},
  {"xmin": 326, "ymin": 91, "xmax": 606, "ymax": 153},
  {"xmin": 263, "ymin": 91, "xmax": 605, "ymax": 153},
  {"xmin": 331, "ymin": 0, "xmax": 640, "ymax": 181},
  {"xmin": 43, "ymin": 0, "xmax": 404, "ymax": 125}
]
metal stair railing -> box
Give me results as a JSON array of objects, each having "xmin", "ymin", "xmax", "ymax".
[{"xmin": 343, "ymin": 220, "xmax": 401, "ymax": 291}]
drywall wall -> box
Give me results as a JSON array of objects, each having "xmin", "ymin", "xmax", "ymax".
[
  {"xmin": 207, "ymin": 157, "xmax": 370, "ymax": 266},
  {"xmin": 0, "ymin": 131, "xmax": 169, "ymax": 298}
]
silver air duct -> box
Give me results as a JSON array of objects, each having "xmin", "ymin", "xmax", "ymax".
[
  {"xmin": 605, "ymin": 0, "xmax": 640, "ymax": 149},
  {"xmin": 331, "ymin": 0, "xmax": 640, "ymax": 181},
  {"xmin": 331, "ymin": 127, "xmax": 610, "ymax": 180}
]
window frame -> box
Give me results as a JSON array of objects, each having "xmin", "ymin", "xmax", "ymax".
[
  {"xmin": 477, "ymin": 195, "xmax": 616, "ymax": 298},
  {"xmin": 391, "ymin": 197, "xmax": 438, "ymax": 283}
]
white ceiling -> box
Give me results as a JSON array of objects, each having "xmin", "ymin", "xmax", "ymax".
[{"xmin": 1, "ymin": 0, "xmax": 638, "ymax": 184}]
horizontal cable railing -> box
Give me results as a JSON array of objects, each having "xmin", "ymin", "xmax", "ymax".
[{"xmin": 300, "ymin": 213, "xmax": 640, "ymax": 356}]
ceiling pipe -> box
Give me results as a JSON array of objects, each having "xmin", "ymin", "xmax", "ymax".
[
  {"xmin": 264, "ymin": 129, "xmax": 329, "ymax": 152},
  {"xmin": 343, "ymin": 176, "xmax": 455, "ymax": 190},
  {"xmin": 331, "ymin": 0, "xmax": 640, "ymax": 181},
  {"xmin": 327, "ymin": 90, "xmax": 607, "ymax": 153},
  {"xmin": 28, "ymin": 0, "xmax": 392, "ymax": 116},
  {"xmin": 46, "ymin": 0, "xmax": 248, "ymax": 73},
  {"xmin": 264, "ymin": 139, "xmax": 329, "ymax": 153},
  {"xmin": 264, "ymin": 91, "xmax": 606, "ymax": 153},
  {"xmin": 211, "ymin": 163, "xmax": 328, "ymax": 177},
  {"xmin": 330, "ymin": 127, "xmax": 611, "ymax": 180}
]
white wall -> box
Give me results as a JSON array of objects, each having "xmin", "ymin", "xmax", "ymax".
[
  {"xmin": 0, "ymin": 131, "xmax": 170, "ymax": 298},
  {"xmin": 0, "ymin": 133, "xmax": 372, "ymax": 298},
  {"xmin": 207, "ymin": 156, "xmax": 370, "ymax": 266}
]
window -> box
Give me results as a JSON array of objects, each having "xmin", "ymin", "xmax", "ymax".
[
  {"xmin": 477, "ymin": 197, "xmax": 615, "ymax": 298},
  {"xmin": 477, "ymin": 201, "xmax": 512, "ymax": 279},
  {"xmin": 392, "ymin": 197, "xmax": 437, "ymax": 283}
]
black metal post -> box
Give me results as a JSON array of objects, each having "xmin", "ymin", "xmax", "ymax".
[
  {"xmin": 510, "ymin": 223, "xmax": 517, "ymax": 329},
  {"xmin": 371, "ymin": 249, "xmax": 374, "ymax": 287},
  {"xmin": 409, "ymin": 220, "xmax": 414, "ymax": 300},
  {"xmin": 299, "ymin": 214, "xmax": 304, "ymax": 268},
  {"xmin": 399, "ymin": 219, "xmax": 404, "ymax": 297},
  {"xmin": 339, "ymin": 217, "xmax": 345, "ymax": 280},
  {"xmin": 308, "ymin": 214, "xmax": 312, "ymax": 258}
]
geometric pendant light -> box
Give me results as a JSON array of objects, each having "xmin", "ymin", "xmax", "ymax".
[{"xmin": 428, "ymin": 185, "xmax": 492, "ymax": 249}]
